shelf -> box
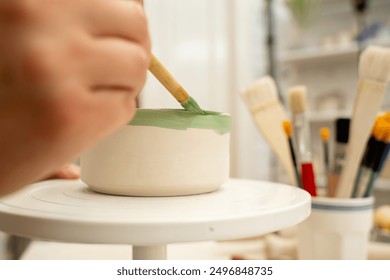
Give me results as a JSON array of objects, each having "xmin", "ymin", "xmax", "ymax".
[
  {"xmin": 307, "ymin": 110, "xmax": 351, "ymax": 122},
  {"xmin": 279, "ymin": 44, "xmax": 359, "ymax": 65},
  {"xmin": 279, "ymin": 39, "xmax": 390, "ymax": 65}
]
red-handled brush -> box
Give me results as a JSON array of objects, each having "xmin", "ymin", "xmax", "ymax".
[
  {"xmin": 288, "ymin": 86, "xmax": 317, "ymax": 196},
  {"xmin": 301, "ymin": 162, "xmax": 317, "ymax": 196}
]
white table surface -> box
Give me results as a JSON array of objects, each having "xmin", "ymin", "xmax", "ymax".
[{"xmin": 0, "ymin": 178, "xmax": 311, "ymax": 246}]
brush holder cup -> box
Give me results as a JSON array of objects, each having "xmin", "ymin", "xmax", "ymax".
[
  {"xmin": 297, "ymin": 196, "xmax": 374, "ymax": 259},
  {"xmin": 81, "ymin": 109, "xmax": 231, "ymax": 196}
]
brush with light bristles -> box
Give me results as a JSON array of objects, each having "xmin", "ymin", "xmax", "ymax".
[
  {"xmin": 241, "ymin": 76, "xmax": 296, "ymax": 185},
  {"xmin": 148, "ymin": 55, "xmax": 205, "ymax": 114},
  {"xmin": 288, "ymin": 86, "xmax": 317, "ymax": 196},
  {"xmin": 288, "ymin": 86, "xmax": 310, "ymax": 162},
  {"xmin": 336, "ymin": 46, "xmax": 390, "ymax": 198},
  {"xmin": 283, "ymin": 120, "xmax": 302, "ymax": 188}
]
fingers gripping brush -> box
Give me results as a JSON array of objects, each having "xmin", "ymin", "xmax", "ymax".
[
  {"xmin": 336, "ymin": 46, "xmax": 390, "ymax": 198},
  {"xmin": 241, "ymin": 76, "xmax": 296, "ymax": 185}
]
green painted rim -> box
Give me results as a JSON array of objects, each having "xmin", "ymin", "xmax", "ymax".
[{"xmin": 128, "ymin": 109, "xmax": 231, "ymax": 134}]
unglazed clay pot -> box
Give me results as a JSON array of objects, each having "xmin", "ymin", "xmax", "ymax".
[{"xmin": 81, "ymin": 109, "xmax": 231, "ymax": 196}]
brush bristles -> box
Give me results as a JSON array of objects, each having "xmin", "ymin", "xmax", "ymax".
[
  {"xmin": 375, "ymin": 127, "xmax": 386, "ymax": 142},
  {"xmin": 320, "ymin": 127, "xmax": 330, "ymax": 141},
  {"xmin": 288, "ymin": 86, "xmax": 307, "ymax": 114},
  {"xmin": 359, "ymin": 46, "xmax": 390, "ymax": 82},
  {"xmin": 372, "ymin": 115, "xmax": 384, "ymax": 134},
  {"xmin": 241, "ymin": 76, "xmax": 278, "ymax": 107},
  {"xmin": 383, "ymin": 112, "xmax": 390, "ymax": 122},
  {"xmin": 282, "ymin": 120, "xmax": 292, "ymax": 137},
  {"xmin": 181, "ymin": 96, "xmax": 205, "ymax": 115},
  {"xmin": 375, "ymin": 117, "xmax": 390, "ymax": 142}
]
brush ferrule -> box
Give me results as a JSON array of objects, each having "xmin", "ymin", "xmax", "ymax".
[
  {"xmin": 250, "ymin": 98, "xmax": 279, "ymax": 114},
  {"xmin": 292, "ymin": 113, "xmax": 311, "ymax": 161},
  {"xmin": 358, "ymin": 80, "xmax": 386, "ymax": 94},
  {"xmin": 332, "ymin": 143, "xmax": 347, "ymax": 175}
]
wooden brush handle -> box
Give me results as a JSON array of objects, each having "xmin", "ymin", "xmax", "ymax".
[{"xmin": 148, "ymin": 55, "xmax": 189, "ymax": 104}]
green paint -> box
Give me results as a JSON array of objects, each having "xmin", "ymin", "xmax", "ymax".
[
  {"xmin": 181, "ymin": 96, "xmax": 206, "ymax": 115},
  {"xmin": 129, "ymin": 109, "xmax": 231, "ymax": 134}
]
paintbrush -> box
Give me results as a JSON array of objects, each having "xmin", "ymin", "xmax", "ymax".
[
  {"xmin": 377, "ymin": 113, "xmax": 390, "ymax": 173},
  {"xmin": 351, "ymin": 133, "xmax": 377, "ymax": 197},
  {"xmin": 336, "ymin": 46, "xmax": 390, "ymax": 198},
  {"xmin": 320, "ymin": 127, "xmax": 330, "ymax": 193},
  {"xmin": 138, "ymin": 0, "xmax": 204, "ymax": 114},
  {"xmin": 241, "ymin": 76, "xmax": 296, "ymax": 185},
  {"xmin": 352, "ymin": 0, "xmax": 368, "ymax": 57},
  {"xmin": 288, "ymin": 86, "xmax": 310, "ymax": 162},
  {"xmin": 148, "ymin": 54, "xmax": 205, "ymax": 114},
  {"xmin": 351, "ymin": 116, "xmax": 381, "ymax": 197},
  {"xmin": 283, "ymin": 120, "xmax": 302, "ymax": 188},
  {"xmin": 288, "ymin": 86, "xmax": 317, "ymax": 196},
  {"xmin": 327, "ymin": 118, "xmax": 350, "ymax": 197},
  {"xmin": 363, "ymin": 120, "xmax": 390, "ymax": 197}
]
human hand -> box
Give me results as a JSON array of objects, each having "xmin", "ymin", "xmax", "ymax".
[
  {"xmin": 0, "ymin": 0, "xmax": 151, "ymax": 196},
  {"xmin": 43, "ymin": 164, "xmax": 80, "ymax": 181}
]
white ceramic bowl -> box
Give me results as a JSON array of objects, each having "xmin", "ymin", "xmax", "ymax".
[{"xmin": 81, "ymin": 109, "xmax": 231, "ymax": 196}]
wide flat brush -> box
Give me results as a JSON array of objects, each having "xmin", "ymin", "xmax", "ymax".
[
  {"xmin": 148, "ymin": 55, "xmax": 205, "ymax": 114},
  {"xmin": 336, "ymin": 46, "xmax": 390, "ymax": 198},
  {"xmin": 241, "ymin": 76, "xmax": 296, "ymax": 185}
]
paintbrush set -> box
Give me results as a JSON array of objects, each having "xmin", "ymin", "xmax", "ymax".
[
  {"xmin": 241, "ymin": 77, "xmax": 325, "ymax": 196},
  {"xmin": 241, "ymin": 45, "xmax": 390, "ymax": 199},
  {"xmin": 336, "ymin": 46, "xmax": 390, "ymax": 197}
]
